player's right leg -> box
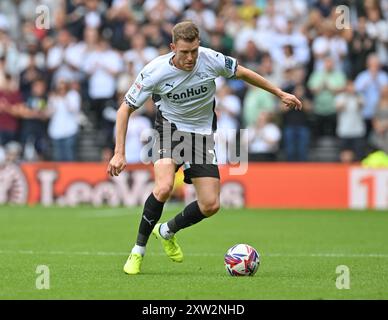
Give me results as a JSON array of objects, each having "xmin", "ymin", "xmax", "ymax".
[
  {"xmin": 124, "ymin": 158, "xmax": 176, "ymax": 275},
  {"xmin": 151, "ymin": 160, "xmax": 184, "ymax": 263}
]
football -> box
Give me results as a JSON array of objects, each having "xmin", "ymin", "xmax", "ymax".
[{"xmin": 224, "ymin": 244, "xmax": 260, "ymax": 276}]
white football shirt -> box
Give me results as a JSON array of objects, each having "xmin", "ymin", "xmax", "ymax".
[{"xmin": 125, "ymin": 46, "xmax": 238, "ymax": 134}]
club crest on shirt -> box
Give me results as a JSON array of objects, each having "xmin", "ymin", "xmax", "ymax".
[{"xmin": 195, "ymin": 72, "xmax": 208, "ymax": 80}]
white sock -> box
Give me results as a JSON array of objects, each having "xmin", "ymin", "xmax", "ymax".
[
  {"xmin": 159, "ymin": 222, "xmax": 175, "ymax": 240},
  {"xmin": 131, "ymin": 244, "xmax": 146, "ymax": 256}
]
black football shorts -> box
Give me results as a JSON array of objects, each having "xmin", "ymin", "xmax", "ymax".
[{"xmin": 152, "ymin": 116, "xmax": 220, "ymax": 184}]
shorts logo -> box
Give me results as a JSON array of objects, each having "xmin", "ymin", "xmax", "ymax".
[{"xmin": 158, "ymin": 148, "xmax": 167, "ymax": 154}]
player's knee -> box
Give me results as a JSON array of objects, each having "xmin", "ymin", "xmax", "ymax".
[
  {"xmin": 153, "ymin": 184, "xmax": 174, "ymax": 202},
  {"xmin": 200, "ymin": 199, "xmax": 220, "ymax": 217}
]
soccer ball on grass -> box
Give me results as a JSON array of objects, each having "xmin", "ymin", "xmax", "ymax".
[{"xmin": 224, "ymin": 244, "xmax": 260, "ymax": 276}]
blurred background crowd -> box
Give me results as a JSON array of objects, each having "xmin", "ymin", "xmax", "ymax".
[{"xmin": 0, "ymin": 0, "xmax": 387, "ymax": 164}]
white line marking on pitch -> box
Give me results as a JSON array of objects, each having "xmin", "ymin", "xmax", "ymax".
[{"xmin": 0, "ymin": 250, "xmax": 388, "ymax": 258}]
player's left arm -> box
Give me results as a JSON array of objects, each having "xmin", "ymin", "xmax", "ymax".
[{"xmin": 235, "ymin": 65, "xmax": 303, "ymax": 110}]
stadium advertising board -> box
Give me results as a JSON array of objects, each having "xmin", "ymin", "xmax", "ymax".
[{"xmin": 0, "ymin": 163, "xmax": 387, "ymax": 209}]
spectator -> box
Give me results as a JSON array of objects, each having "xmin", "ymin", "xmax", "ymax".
[
  {"xmin": 335, "ymin": 80, "xmax": 366, "ymax": 162},
  {"xmin": 83, "ymin": 36, "xmax": 123, "ymax": 129},
  {"xmin": 308, "ymin": 56, "xmax": 346, "ymax": 137},
  {"xmin": 19, "ymin": 53, "xmax": 45, "ymax": 99},
  {"xmin": 281, "ymin": 84, "xmax": 312, "ymax": 162},
  {"xmin": 313, "ymin": 0, "xmax": 335, "ymax": 18},
  {"xmin": 242, "ymin": 54, "xmax": 279, "ymax": 127},
  {"xmin": 274, "ymin": 19, "xmax": 310, "ymax": 68},
  {"xmin": 346, "ymin": 16, "xmax": 376, "ymax": 80},
  {"xmin": 18, "ymin": 79, "xmax": 49, "ymax": 161},
  {"xmin": 369, "ymin": 85, "xmax": 388, "ymax": 154},
  {"xmin": 302, "ymin": 8, "xmax": 324, "ymax": 47},
  {"xmin": 219, "ymin": 1, "xmax": 243, "ymax": 40},
  {"xmin": 365, "ymin": 5, "xmax": 388, "ymax": 68},
  {"xmin": 245, "ymin": 112, "xmax": 282, "ymax": 162},
  {"xmin": 46, "ymin": 80, "xmax": 81, "ymax": 161},
  {"xmin": 123, "ymin": 33, "xmax": 159, "ymax": 75},
  {"xmin": 184, "ymin": 0, "xmax": 217, "ymax": 33},
  {"xmin": 46, "ymin": 28, "xmax": 74, "ymax": 74},
  {"xmin": 123, "ymin": 111, "xmax": 153, "ymax": 164},
  {"xmin": 117, "ymin": 60, "xmax": 136, "ymax": 98},
  {"xmin": 66, "ymin": 0, "xmax": 107, "ymax": 39},
  {"xmin": 379, "ymin": 85, "xmax": 388, "ymax": 111},
  {"xmin": 312, "ymin": 20, "xmax": 348, "ymax": 72},
  {"xmin": 215, "ymin": 84, "xmax": 241, "ymax": 164},
  {"xmin": 212, "ymin": 17, "xmax": 234, "ymax": 56},
  {"xmin": 0, "ymin": 0, "xmax": 386, "ymax": 164},
  {"xmin": 144, "ymin": 0, "xmax": 184, "ymax": 25},
  {"xmin": 273, "ymin": 45, "xmax": 300, "ymax": 76},
  {"xmin": 238, "ymin": 40, "xmax": 262, "ymax": 71},
  {"xmin": 17, "ymin": 36, "xmax": 45, "ymax": 76},
  {"xmin": 45, "ymin": 29, "xmax": 84, "ymax": 88},
  {"xmin": 0, "ymin": 24, "xmax": 19, "ymax": 77},
  {"xmin": 0, "ymin": 55, "xmax": 7, "ymax": 90},
  {"xmin": 237, "ymin": 0, "xmax": 261, "ymax": 23},
  {"xmin": 117, "ymin": 20, "xmax": 140, "ymax": 51},
  {"xmin": 274, "ymin": 0, "xmax": 308, "ymax": 22},
  {"xmin": 354, "ymin": 54, "xmax": 388, "ymax": 136},
  {"xmin": 0, "ymin": 2, "xmax": 17, "ymax": 39},
  {"xmin": 257, "ymin": 0, "xmax": 288, "ymax": 34},
  {"xmin": 142, "ymin": 22, "xmax": 171, "ymax": 51},
  {"xmin": 0, "ymin": 74, "xmax": 22, "ymax": 145}
]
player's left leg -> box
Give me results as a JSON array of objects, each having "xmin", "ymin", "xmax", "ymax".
[
  {"xmin": 155, "ymin": 177, "xmax": 220, "ymax": 242},
  {"xmin": 191, "ymin": 177, "xmax": 221, "ymax": 217}
]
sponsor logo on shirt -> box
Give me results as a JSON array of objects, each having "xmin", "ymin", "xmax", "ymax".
[
  {"xmin": 165, "ymin": 82, "xmax": 175, "ymax": 88},
  {"xmin": 126, "ymin": 94, "xmax": 137, "ymax": 104},
  {"xmin": 127, "ymin": 81, "xmax": 143, "ymax": 104},
  {"xmin": 225, "ymin": 56, "xmax": 234, "ymax": 70},
  {"xmin": 166, "ymin": 85, "xmax": 208, "ymax": 101}
]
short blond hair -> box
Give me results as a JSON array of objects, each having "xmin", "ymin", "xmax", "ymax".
[{"xmin": 172, "ymin": 21, "xmax": 200, "ymax": 44}]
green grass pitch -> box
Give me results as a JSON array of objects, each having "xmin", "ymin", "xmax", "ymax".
[{"xmin": 0, "ymin": 205, "xmax": 387, "ymax": 300}]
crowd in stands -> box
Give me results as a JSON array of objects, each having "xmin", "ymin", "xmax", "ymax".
[{"xmin": 0, "ymin": 0, "xmax": 387, "ymax": 164}]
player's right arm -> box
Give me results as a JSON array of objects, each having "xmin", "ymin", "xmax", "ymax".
[
  {"xmin": 107, "ymin": 101, "xmax": 135, "ymax": 177},
  {"xmin": 107, "ymin": 68, "xmax": 155, "ymax": 177}
]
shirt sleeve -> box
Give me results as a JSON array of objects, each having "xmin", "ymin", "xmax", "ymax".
[
  {"xmin": 208, "ymin": 49, "xmax": 238, "ymax": 79},
  {"xmin": 124, "ymin": 70, "xmax": 154, "ymax": 109}
]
